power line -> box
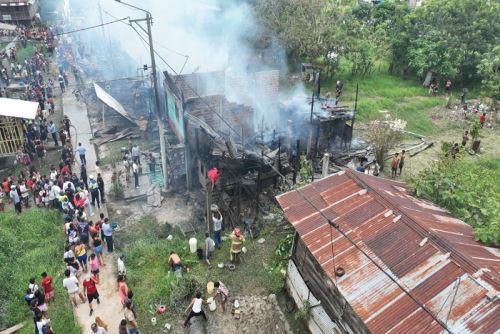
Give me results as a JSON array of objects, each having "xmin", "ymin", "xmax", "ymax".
[
  {"xmin": 292, "ymin": 177, "xmax": 452, "ymax": 333},
  {"xmin": 102, "ymin": 9, "xmax": 189, "ymax": 64},
  {"xmin": 54, "ymin": 17, "xmax": 130, "ymax": 36},
  {"xmin": 420, "ymin": 276, "xmax": 461, "ymax": 334},
  {"xmin": 101, "ymin": 9, "xmax": 241, "ymax": 138},
  {"xmin": 127, "ymin": 22, "xmax": 243, "ymax": 139},
  {"xmin": 260, "ymin": 158, "xmax": 452, "ymax": 332}
]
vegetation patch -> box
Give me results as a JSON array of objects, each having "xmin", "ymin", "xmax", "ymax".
[
  {"xmin": 0, "ymin": 209, "xmax": 81, "ymax": 334},
  {"xmin": 409, "ymin": 155, "xmax": 500, "ymax": 245},
  {"xmin": 113, "ymin": 215, "xmax": 296, "ymax": 333}
]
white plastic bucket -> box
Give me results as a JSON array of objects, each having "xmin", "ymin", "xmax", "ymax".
[{"xmin": 189, "ymin": 237, "xmax": 197, "ymax": 253}]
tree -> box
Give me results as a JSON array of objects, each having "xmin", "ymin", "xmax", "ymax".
[
  {"xmin": 408, "ymin": 0, "xmax": 500, "ymax": 82},
  {"xmin": 254, "ymin": 0, "xmax": 347, "ymax": 67},
  {"xmin": 477, "ymin": 46, "xmax": 500, "ymax": 103},
  {"xmin": 407, "ymin": 30, "xmax": 458, "ymax": 78},
  {"xmin": 409, "ymin": 157, "xmax": 500, "ymax": 246},
  {"xmin": 365, "ymin": 117, "xmax": 405, "ymax": 171}
]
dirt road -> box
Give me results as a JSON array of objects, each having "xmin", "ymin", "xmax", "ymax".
[{"xmin": 64, "ymin": 90, "xmax": 125, "ymax": 333}]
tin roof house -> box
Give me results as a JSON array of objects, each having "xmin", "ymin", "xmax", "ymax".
[{"xmin": 277, "ymin": 170, "xmax": 500, "ymax": 334}]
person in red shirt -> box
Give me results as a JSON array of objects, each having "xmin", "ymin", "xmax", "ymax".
[
  {"xmin": 207, "ymin": 167, "xmax": 219, "ymax": 190},
  {"xmin": 2, "ymin": 179, "xmax": 10, "ymax": 193},
  {"xmin": 41, "ymin": 272, "xmax": 54, "ymax": 302},
  {"xmin": 60, "ymin": 164, "xmax": 71, "ymax": 176},
  {"xmin": 26, "ymin": 177, "xmax": 35, "ymax": 189},
  {"xmin": 83, "ymin": 273, "xmax": 100, "ymax": 316},
  {"xmin": 479, "ymin": 112, "xmax": 486, "ymax": 128}
]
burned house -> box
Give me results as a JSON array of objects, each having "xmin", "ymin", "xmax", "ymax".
[
  {"xmin": 281, "ymin": 96, "xmax": 354, "ymax": 156},
  {"xmin": 276, "ymin": 170, "xmax": 500, "ymax": 334},
  {"xmin": 161, "ymin": 69, "xmax": 356, "ymax": 226}
]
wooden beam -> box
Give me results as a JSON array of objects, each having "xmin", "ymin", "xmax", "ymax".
[{"xmin": 0, "ymin": 322, "xmax": 26, "ymax": 334}]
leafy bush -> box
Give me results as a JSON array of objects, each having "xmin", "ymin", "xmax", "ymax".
[
  {"xmin": 294, "ymin": 299, "xmax": 312, "ymax": 322},
  {"xmin": 298, "ymin": 155, "xmax": 313, "ymax": 186},
  {"xmin": 267, "ymin": 233, "xmax": 294, "ymax": 292},
  {"xmin": 0, "ymin": 209, "xmax": 80, "ymax": 333},
  {"xmin": 409, "ymin": 157, "xmax": 500, "ymax": 245}
]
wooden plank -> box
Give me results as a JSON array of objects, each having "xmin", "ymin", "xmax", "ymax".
[{"xmin": 0, "ymin": 322, "xmax": 27, "ymax": 334}]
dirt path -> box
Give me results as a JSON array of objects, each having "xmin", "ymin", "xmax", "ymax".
[
  {"xmin": 63, "ymin": 90, "xmax": 125, "ymax": 333},
  {"xmin": 73, "ymin": 253, "xmax": 124, "ymax": 334}
]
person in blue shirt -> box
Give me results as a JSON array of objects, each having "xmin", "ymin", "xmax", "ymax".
[
  {"xmin": 47, "ymin": 121, "xmax": 58, "ymax": 146},
  {"xmin": 75, "ymin": 143, "xmax": 87, "ymax": 165}
]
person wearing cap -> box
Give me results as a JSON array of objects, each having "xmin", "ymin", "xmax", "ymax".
[
  {"xmin": 89, "ymin": 175, "xmax": 100, "ymax": 210},
  {"xmin": 91, "ymin": 322, "xmax": 108, "ymax": 334},
  {"xmin": 230, "ymin": 228, "xmax": 245, "ymax": 263}
]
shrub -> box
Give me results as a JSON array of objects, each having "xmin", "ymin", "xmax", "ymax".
[{"xmin": 409, "ymin": 157, "xmax": 500, "ymax": 245}]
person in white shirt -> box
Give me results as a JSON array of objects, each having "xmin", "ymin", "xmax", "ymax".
[
  {"xmin": 117, "ymin": 254, "xmax": 126, "ymax": 276},
  {"xmin": 19, "ymin": 181, "xmax": 29, "ymax": 207},
  {"xmin": 62, "ymin": 269, "xmax": 85, "ymax": 307},
  {"xmin": 50, "ymin": 168, "xmax": 58, "ymax": 181},
  {"xmin": 28, "ymin": 277, "xmax": 38, "ymax": 293},
  {"xmin": 63, "ymin": 180, "xmax": 75, "ymax": 193},
  {"xmin": 132, "ymin": 161, "xmax": 139, "ymax": 188},
  {"xmin": 35, "ymin": 315, "xmax": 51, "ymax": 334},
  {"xmin": 184, "ymin": 292, "xmax": 207, "ymax": 327},
  {"xmin": 50, "ymin": 184, "xmax": 61, "ymax": 208},
  {"xmin": 91, "ymin": 323, "xmax": 108, "ymax": 334}
]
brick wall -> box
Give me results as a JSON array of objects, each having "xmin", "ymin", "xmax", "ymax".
[{"xmin": 174, "ymin": 71, "xmax": 225, "ymax": 100}]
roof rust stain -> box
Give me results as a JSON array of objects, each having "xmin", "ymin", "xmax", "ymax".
[{"xmin": 277, "ymin": 169, "xmax": 500, "ymax": 334}]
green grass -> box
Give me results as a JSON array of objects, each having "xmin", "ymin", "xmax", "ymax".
[
  {"xmin": 113, "ymin": 215, "xmax": 305, "ymax": 333},
  {"xmin": 0, "ymin": 209, "xmax": 81, "ymax": 334},
  {"xmin": 478, "ymin": 158, "xmax": 500, "ymax": 176},
  {"xmin": 318, "ymin": 72, "xmax": 445, "ymax": 135},
  {"xmin": 16, "ymin": 41, "xmax": 40, "ymax": 64}
]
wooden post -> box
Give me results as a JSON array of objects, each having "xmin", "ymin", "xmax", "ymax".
[
  {"xmin": 293, "ymin": 139, "xmax": 300, "ymax": 184},
  {"xmin": 307, "ymin": 78, "xmax": 315, "ymax": 157},
  {"xmin": 274, "ymin": 137, "xmax": 281, "ymax": 189},
  {"xmin": 206, "ymin": 179, "xmax": 212, "ymax": 234},
  {"xmin": 278, "ymin": 137, "xmax": 282, "ymax": 172},
  {"xmin": 195, "ymin": 128, "xmax": 200, "ymax": 154},
  {"xmin": 258, "ymin": 150, "xmax": 263, "ymax": 193},
  {"xmin": 349, "ymin": 83, "xmax": 359, "ymax": 152},
  {"xmin": 313, "ymin": 123, "xmax": 320, "ymax": 160},
  {"xmin": 237, "ymin": 180, "xmax": 242, "ymax": 219},
  {"xmin": 322, "ymin": 153, "xmax": 330, "ymax": 178},
  {"xmin": 101, "ymin": 103, "xmax": 105, "ymax": 129},
  {"xmin": 287, "ymin": 119, "xmax": 292, "ymax": 159}
]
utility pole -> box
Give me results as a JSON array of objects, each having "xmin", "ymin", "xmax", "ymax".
[
  {"xmin": 145, "ymin": 13, "xmax": 168, "ymax": 191},
  {"xmin": 115, "ymin": 0, "xmax": 168, "ymax": 191}
]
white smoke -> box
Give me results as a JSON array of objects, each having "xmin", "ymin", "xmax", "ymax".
[{"xmin": 92, "ymin": 0, "xmax": 260, "ymax": 74}]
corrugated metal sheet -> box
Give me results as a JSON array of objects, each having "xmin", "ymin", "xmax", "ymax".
[
  {"xmin": 286, "ymin": 261, "xmax": 342, "ymax": 334},
  {"xmin": 276, "ymin": 170, "xmax": 500, "ymax": 334}
]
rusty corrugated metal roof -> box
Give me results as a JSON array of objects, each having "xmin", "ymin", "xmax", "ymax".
[{"xmin": 276, "ymin": 170, "xmax": 500, "ymax": 334}]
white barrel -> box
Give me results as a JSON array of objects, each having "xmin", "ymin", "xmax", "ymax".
[{"xmin": 189, "ymin": 237, "xmax": 197, "ymax": 253}]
